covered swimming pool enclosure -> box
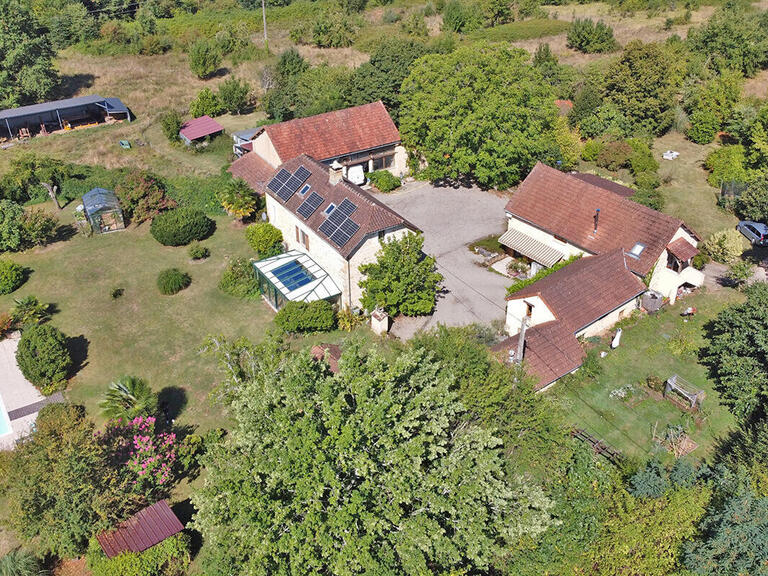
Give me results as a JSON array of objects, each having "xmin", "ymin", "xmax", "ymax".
[
  {"xmin": 253, "ymin": 250, "xmax": 341, "ymax": 310},
  {"xmin": 82, "ymin": 188, "xmax": 125, "ymax": 234}
]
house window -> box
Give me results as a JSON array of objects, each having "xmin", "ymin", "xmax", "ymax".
[
  {"xmin": 525, "ymin": 302, "xmax": 534, "ymax": 318},
  {"xmin": 667, "ymin": 252, "xmax": 682, "ymax": 272},
  {"xmin": 378, "ymin": 230, "xmax": 385, "ymax": 242},
  {"xmin": 372, "ymin": 155, "xmax": 394, "ymax": 171},
  {"xmin": 301, "ymin": 230, "xmax": 310, "ymax": 250},
  {"xmin": 295, "ymin": 226, "xmax": 300, "ymax": 243}
]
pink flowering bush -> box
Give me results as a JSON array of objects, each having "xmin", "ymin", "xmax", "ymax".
[{"xmin": 96, "ymin": 416, "xmax": 177, "ymax": 499}]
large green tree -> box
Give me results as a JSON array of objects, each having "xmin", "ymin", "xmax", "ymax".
[
  {"xmin": 345, "ymin": 38, "xmax": 429, "ymax": 122},
  {"xmin": 193, "ymin": 338, "xmax": 555, "ymax": 576},
  {"xmin": 684, "ymin": 490, "xmax": 768, "ymax": 575},
  {"xmin": 399, "ymin": 43, "xmax": 558, "ymax": 188},
  {"xmin": 0, "ymin": 0, "xmax": 58, "ymax": 108},
  {"xmin": 701, "ymin": 282, "xmax": 768, "ymax": 421},
  {"xmin": 0, "ymin": 404, "xmax": 142, "ymax": 558},
  {"xmin": 603, "ymin": 41, "xmax": 682, "ymax": 136},
  {"xmin": 359, "ymin": 232, "xmax": 443, "ymax": 316}
]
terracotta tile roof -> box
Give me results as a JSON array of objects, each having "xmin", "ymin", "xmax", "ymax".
[
  {"xmin": 261, "ymin": 102, "xmax": 400, "ymax": 162},
  {"xmin": 493, "ymin": 322, "xmax": 585, "ymax": 390},
  {"xmin": 569, "ymin": 172, "xmax": 636, "ymax": 198},
  {"xmin": 228, "ymin": 152, "xmax": 275, "ymax": 193},
  {"xmin": 311, "ymin": 343, "xmax": 342, "ymax": 373},
  {"xmin": 96, "ymin": 500, "xmax": 184, "ymax": 559},
  {"xmin": 499, "ymin": 249, "xmax": 645, "ymax": 388},
  {"xmin": 508, "ymin": 249, "xmax": 645, "ymax": 333},
  {"xmin": 265, "ymin": 154, "xmax": 419, "ymax": 259},
  {"xmin": 505, "ymin": 162, "xmax": 684, "ymax": 276},
  {"xmin": 667, "ymin": 237, "xmax": 699, "ymax": 262},
  {"xmin": 179, "ymin": 115, "xmax": 224, "ymax": 141}
]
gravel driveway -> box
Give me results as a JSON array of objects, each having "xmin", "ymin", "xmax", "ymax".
[{"xmin": 372, "ymin": 180, "xmax": 511, "ymax": 339}]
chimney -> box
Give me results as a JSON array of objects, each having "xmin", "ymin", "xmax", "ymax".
[
  {"xmin": 593, "ymin": 208, "xmax": 601, "ymax": 234},
  {"xmin": 329, "ymin": 160, "xmax": 343, "ymax": 185}
]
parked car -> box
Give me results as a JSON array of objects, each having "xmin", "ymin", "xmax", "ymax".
[{"xmin": 737, "ymin": 221, "xmax": 768, "ymax": 246}]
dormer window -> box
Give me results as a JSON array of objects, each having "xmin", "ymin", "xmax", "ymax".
[
  {"xmin": 324, "ymin": 203, "xmax": 336, "ymax": 215},
  {"xmin": 628, "ymin": 243, "xmax": 645, "ymax": 258}
]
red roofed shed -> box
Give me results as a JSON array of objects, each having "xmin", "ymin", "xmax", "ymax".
[
  {"xmin": 96, "ymin": 500, "xmax": 184, "ymax": 559},
  {"xmin": 179, "ymin": 115, "xmax": 224, "ymax": 145}
]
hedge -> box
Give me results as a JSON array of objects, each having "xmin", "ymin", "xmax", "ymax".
[
  {"xmin": 150, "ymin": 207, "xmax": 214, "ymax": 246},
  {"xmin": 274, "ymin": 300, "xmax": 336, "ymax": 333},
  {"xmin": 86, "ymin": 533, "xmax": 190, "ymax": 576},
  {"xmin": 506, "ymin": 254, "xmax": 581, "ymax": 296}
]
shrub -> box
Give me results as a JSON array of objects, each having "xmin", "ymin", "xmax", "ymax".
[
  {"xmin": 11, "ymin": 296, "xmax": 50, "ymax": 328},
  {"xmin": 567, "ymin": 18, "xmax": 618, "ymax": 53},
  {"xmin": 115, "ymin": 170, "xmax": 176, "ymax": 223},
  {"xmin": 16, "ymin": 324, "xmax": 72, "ymax": 394},
  {"xmin": 157, "ymin": 268, "xmax": 191, "ymax": 295},
  {"xmin": 631, "ymin": 187, "xmax": 664, "ymax": 210},
  {"xmin": 596, "ymin": 141, "xmax": 633, "ymax": 171},
  {"xmin": 274, "ymin": 300, "xmax": 336, "ymax": 333},
  {"xmin": 705, "ymin": 145, "xmax": 748, "ymax": 188},
  {"xmin": 219, "ymin": 257, "xmax": 259, "ymax": 299},
  {"xmin": 86, "ymin": 530, "xmax": 190, "ymax": 576},
  {"xmin": 634, "ymin": 170, "xmax": 661, "ymax": 190},
  {"xmin": 0, "ymin": 199, "xmax": 25, "ymax": 252},
  {"xmin": 188, "ymin": 241, "xmax": 210, "ymax": 260},
  {"xmin": 188, "ymin": 40, "xmax": 221, "ymax": 79},
  {"xmin": 310, "ymin": 11, "xmax": 357, "ymax": 48},
  {"xmin": 159, "ymin": 110, "xmax": 183, "ymax": 142},
  {"xmin": 245, "ymin": 222, "xmax": 283, "ymax": 257},
  {"xmin": 150, "ymin": 207, "xmax": 214, "ymax": 246},
  {"xmin": 581, "ymin": 139, "xmax": 604, "ymax": 162},
  {"xmin": 0, "ymin": 259, "xmax": 25, "ymax": 295},
  {"xmin": 368, "ymin": 170, "xmax": 401, "ymax": 192},
  {"xmin": 703, "ymin": 228, "xmax": 744, "ymax": 264},
  {"xmin": 692, "ymin": 252, "xmax": 710, "ymax": 270},
  {"xmin": 20, "ymin": 209, "xmax": 59, "ymax": 246},
  {"xmin": 627, "ymin": 139, "xmax": 659, "ymax": 175},
  {"xmin": 189, "ymin": 88, "xmax": 224, "ymax": 118},
  {"xmin": 218, "ymin": 178, "xmax": 259, "ymax": 220},
  {"xmin": 337, "ymin": 306, "xmax": 364, "ymax": 331},
  {"xmin": 218, "ymin": 76, "xmax": 251, "ymax": 114},
  {"xmin": 687, "ymin": 108, "xmax": 720, "ymax": 144},
  {"xmin": 727, "ymin": 259, "xmax": 753, "ymax": 290},
  {"xmin": 400, "ymin": 13, "xmax": 428, "ymax": 37}
]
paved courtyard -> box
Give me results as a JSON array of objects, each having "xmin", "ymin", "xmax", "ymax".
[
  {"xmin": 0, "ymin": 332, "xmax": 63, "ymax": 449},
  {"xmin": 372, "ymin": 181, "xmax": 511, "ymax": 339}
]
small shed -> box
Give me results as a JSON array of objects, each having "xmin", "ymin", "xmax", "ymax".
[
  {"xmin": 179, "ymin": 115, "xmax": 224, "ymax": 145},
  {"xmin": 82, "ymin": 188, "xmax": 125, "ymax": 234},
  {"xmin": 96, "ymin": 500, "xmax": 184, "ymax": 559}
]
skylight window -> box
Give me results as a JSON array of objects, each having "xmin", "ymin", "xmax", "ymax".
[
  {"xmin": 299, "ymin": 184, "xmax": 310, "ymax": 196},
  {"xmin": 628, "ymin": 243, "xmax": 645, "ymax": 258},
  {"xmin": 324, "ymin": 203, "xmax": 336, "ymax": 215}
]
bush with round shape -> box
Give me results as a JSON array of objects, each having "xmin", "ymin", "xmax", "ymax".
[
  {"xmin": 368, "ymin": 170, "xmax": 401, "ymax": 193},
  {"xmin": 157, "ymin": 268, "xmax": 191, "ymax": 295},
  {"xmin": 704, "ymin": 228, "xmax": 744, "ymax": 264},
  {"xmin": 692, "ymin": 252, "xmax": 710, "ymax": 270},
  {"xmin": 188, "ymin": 242, "xmax": 210, "ymax": 260},
  {"xmin": 274, "ymin": 300, "xmax": 336, "ymax": 333},
  {"xmin": 566, "ymin": 18, "xmax": 618, "ymax": 54},
  {"xmin": 581, "ymin": 139, "xmax": 604, "ymax": 162},
  {"xmin": 0, "ymin": 259, "xmax": 25, "ymax": 295},
  {"xmin": 596, "ymin": 141, "xmax": 633, "ymax": 171},
  {"xmin": 245, "ymin": 222, "xmax": 283, "ymax": 257},
  {"xmin": 150, "ymin": 207, "xmax": 213, "ymax": 246},
  {"xmin": 634, "ymin": 171, "xmax": 661, "ymax": 191},
  {"xmin": 218, "ymin": 257, "xmax": 259, "ymax": 299},
  {"xmin": 16, "ymin": 324, "xmax": 72, "ymax": 394},
  {"xmin": 687, "ymin": 108, "xmax": 720, "ymax": 144}
]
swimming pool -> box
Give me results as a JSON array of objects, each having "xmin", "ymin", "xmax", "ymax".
[{"xmin": 0, "ymin": 393, "xmax": 12, "ymax": 437}]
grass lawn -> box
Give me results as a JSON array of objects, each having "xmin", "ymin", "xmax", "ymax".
[
  {"xmin": 656, "ymin": 132, "xmax": 739, "ymax": 239},
  {"xmin": 0, "ymin": 205, "xmax": 275, "ymax": 431},
  {"xmin": 551, "ymin": 289, "xmax": 741, "ymax": 464}
]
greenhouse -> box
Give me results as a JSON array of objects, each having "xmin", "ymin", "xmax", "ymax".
[{"xmin": 82, "ymin": 188, "xmax": 125, "ymax": 234}]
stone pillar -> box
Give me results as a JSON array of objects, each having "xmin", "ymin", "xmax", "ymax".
[{"xmin": 371, "ymin": 309, "xmax": 389, "ymax": 336}]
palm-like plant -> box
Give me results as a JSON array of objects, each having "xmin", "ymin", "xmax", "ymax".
[
  {"xmin": 99, "ymin": 376, "xmax": 157, "ymax": 420},
  {"xmin": 0, "ymin": 549, "xmax": 48, "ymax": 576}
]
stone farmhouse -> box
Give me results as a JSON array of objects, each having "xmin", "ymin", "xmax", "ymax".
[
  {"xmin": 229, "ymin": 101, "xmax": 407, "ymax": 189},
  {"xmin": 253, "ymin": 154, "xmax": 419, "ymax": 311}
]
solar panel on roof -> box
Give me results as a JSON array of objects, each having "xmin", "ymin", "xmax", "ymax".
[
  {"xmin": 294, "ymin": 165, "xmax": 311, "ymax": 182},
  {"xmin": 273, "ymin": 260, "xmax": 314, "ymax": 292},
  {"xmin": 285, "ymin": 175, "xmax": 303, "ymax": 194},
  {"xmin": 277, "ymin": 186, "xmax": 295, "ymax": 202},
  {"xmin": 337, "ymin": 199, "xmax": 358, "ymax": 217},
  {"xmin": 328, "ymin": 210, "xmax": 346, "ymax": 227},
  {"xmin": 340, "ymin": 219, "xmax": 360, "ymax": 237},
  {"xmin": 319, "ymin": 220, "xmax": 336, "ymax": 237},
  {"xmin": 330, "ymin": 229, "xmax": 352, "ymax": 248},
  {"xmin": 267, "ymin": 179, "xmax": 282, "ymax": 193},
  {"xmin": 297, "ymin": 192, "xmax": 324, "ymax": 219},
  {"xmin": 267, "ymin": 169, "xmax": 291, "ymax": 194},
  {"xmin": 275, "ymin": 169, "xmax": 291, "ymax": 184}
]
